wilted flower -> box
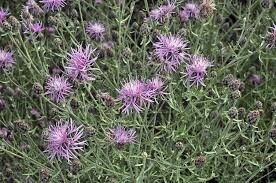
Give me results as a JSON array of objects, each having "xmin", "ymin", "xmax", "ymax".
[
  {"xmin": 200, "ymin": 0, "xmax": 216, "ymax": 17},
  {"xmin": 182, "ymin": 55, "xmax": 212, "ymax": 86},
  {"xmin": 45, "ymin": 76, "xmax": 72, "ymax": 103},
  {"xmin": 0, "ymin": 49, "xmax": 15, "ymax": 71},
  {"xmin": 107, "ymin": 125, "xmax": 136, "ymax": 147},
  {"xmin": 40, "ymin": 0, "xmax": 66, "ymax": 11},
  {"xmin": 149, "ymin": 1, "xmax": 175, "ymax": 22},
  {"xmin": 66, "ymin": 45, "xmax": 97, "ymax": 81},
  {"xmin": 179, "ymin": 3, "xmax": 200, "ymax": 22},
  {"xmin": 117, "ymin": 79, "xmax": 154, "ymax": 114},
  {"xmin": 0, "ymin": 8, "xmax": 9, "ymax": 25},
  {"xmin": 26, "ymin": 0, "xmax": 44, "ymax": 15},
  {"xmin": 266, "ymin": 23, "xmax": 276, "ymax": 48},
  {"xmin": 45, "ymin": 119, "xmax": 86, "ymax": 162},
  {"xmin": 153, "ymin": 34, "xmax": 189, "ymax": 72},
  {"xmin": 86, "ymin": 22, "xmax": 105, "ymax": 40}
]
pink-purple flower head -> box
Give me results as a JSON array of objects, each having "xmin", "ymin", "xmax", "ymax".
[
  {"xmin": 0, "ymin": 8, "xmax": 9, "ymax": 25},
  {"xmin": 45, "ymin": 119, "xmax": 86, "ymax": 162},
  {"xmin": 107, "ymin": 125, "xmax": 136, "ymax": 147},
  {"xmin": 153, "ymin": 34, "xmax": 189, "ymax": 72},
  {"xmin": 86, "ymin": 22, "xmax": 105, "ymax": 41},
  {"xmin": 146, "ymin": 77, "xmax": 165, "ymax": 100},
  {"xmin": 179, "ymin": 3, "xmax": 200, "ymax": 22},
  {"xmin": 182, "ymin": 55, "xmax": 212, "ymax": 87},
  {"xmin": 117, "ymin": 79, "xmax": 155, "ymax": 114},
  {"xmin": 149, "ymin": 1, "xmax": 176, "ymax": 23},
  {"xmin": 40, "ymin": 0, "xmax": 66, "ymax": 11},
  {"xmin": 266, "ymin": 23, "xmax": 276, "ymax": 48},
  {"xmin": 0, "ymin": 49, "xmax": 15, "ymax": 71},
  {"xmin": 45, "ymin": 76, "xmax": 72, "ymax": 103},
  {"xmin": 249, "ymin": 74, "xmax": 262, "ymax": 86},
  {"xmin": 66, "ymin": 45, "xmax": 97, "ymax": 81}
]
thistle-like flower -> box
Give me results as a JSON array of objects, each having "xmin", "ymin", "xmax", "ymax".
[
  {"xmin": 107, "ymin": 125, "xmax": 136, "ymax": 147},
  {"xmin": 45, "ymin": 76, "xmax": 72, "ymax": 103},
  {"xmin": 66, "ymin": 45, "xmax": 97, "ymax": 81},
  {"xmin": 153, "ymin": 34, "xmax": 189, "ymax": 72},
  {"xmin": 0, "ymin": 49, "xmax": 15, "ymax": 71},
  {"xmin": 0, "ymin": 8, "xmax": 9, "ymax": 25},
  {"xmin": 200, "ymin": 0, "xmax": 216, "ymax": 17},
  {"xmin": 86, "ymin": 22, "xmax": 105, "ymax": 40},
  {"xmin": 182, "ymin": 55, "xmax": 212, "ymax": 86},
  {"xmin": 45, "ymin": 120, "xmax": 86, "ymax": 162},
  {"xmin": 149, "ymin": 1, "xmax": 175, "ymax": 23},
  {"xmin": 179, "ymin": 3, "xmax": 200, "ymax": 22},
  {"xmin": 146, "ymin": 77, "xmax": 165, "ymax": 99},
  {"xmin": 117, "ymin": 79, "xmax": 154, "ymax": 114},
  {"xmin": 248, "ymin": 74, "xmax": 262, "ymax": 86},
  {"xmin": 40, "ymin": 0, "xmax": 66, "ymax": 11},
  {"xmin": 28, "ymin": 22, "xmax": 44, "ymax": 34},
  {"xmin": 266, "ymin": 23, "xmax": 276, "ymax": 48}
]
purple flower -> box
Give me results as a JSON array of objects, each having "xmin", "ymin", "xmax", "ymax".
[
  {"xmin": 153, "ymin": 34, "xmax": 189, "ymax": 72},
  {"xmin": 107, "ymin": 125, "xmax": 136, "ymax": 147},
  {"xmin": 117, "ymin": 79, "xmax": 154, "ymax": 114},
  {"xmin": 86, "ymin": 22, "xmax": 105, "ymax": 40},
  {"xmin": 45, "ymin": 119, "xmax": 86, "ymax": 162},
  {"xmin": 26, "ymin": 0, "xmax": 44, "ymax": 15},
  {"xmin": 179, "ymin": 3, "xmax": 200, "ymax": 22},
  {"xmin": 0, "ymin": 8, "xmax": 9, "ymax": 25},
  {"xmin": 146, "ymin": 77, "xmax": 165, "ymax": 100},
  {"xmin": 249, "ymin": 74, "xmax": 262, "ymax": 86},
  {"xmin": 66, "ymin": 45, "xmax": 97, "ymax": 81},
  {"xmin": 0, "ymin": 49, "xmax": 15, "ymax": 71},
  {"xmin": 149, "ymin": 1, "xmax": 175, "ymax": 22},
  {"xmin": 95, "ymin": 0, "xmax": 103, "ymax": 4},
  {"xmin": 31, "ymin": 22, "xmax": 44, "ymax": 33},
  {"xmin": 40, "ymin": 0, "xmax": 66, "ymax": 11},
  {"xmin": 266, "ymin": 23, "xmax": 276, "ymax": 48},
  {"xmin": 182, "ymin": 55, "xmax": 212, "ymax": 86},
  {"xmin": 45, "ymin": 76, "xmax": 72, "ymax": 103}
]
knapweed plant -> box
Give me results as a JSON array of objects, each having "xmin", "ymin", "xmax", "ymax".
[{"xmin": 0, "ymin": 0, "xmax": 275, "ymax": 182}]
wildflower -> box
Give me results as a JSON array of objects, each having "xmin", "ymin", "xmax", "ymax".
[
  {"xmin": 179, "ymin": 3, "xmax": 200, "ymax": 22},
  {"xmin": 0, "ymin": 8, "xmax": 9, "ymax": 25},
  {"xmin": 230, "ymin": 90, "xmax": 241, "ymax": 100},
  {"xmin": 228, "ymin": 79, "xmax": 241, "ymax": 91},
  {"xmin": 66, "ymin": 45, "xmax": 97, "ymax": 81},
  {"xmin": 26, "ymin": 0, "xmax": 44, "ymax": 15},
  {"xmin": 149, "ymin": 1, "xmax": 175, "ymax": 23},
  {"xmin": 45, "ymin": 76, "xmax": 72, "ymax": 103},
  {"xmin": 117, "ymin": 79, "xmax": 154, "ymax": 114},
  {"xmin": 45, "ymin": 120, "xmax": 86, "ymax": 162},
  {"xmin": 28, "ymin": 21, "xmax": 44, "ymax": 34},
  {"xmin": 40, "ymin": 0, "xmax": 66, "ymax": 11},
  {"xmin": 86, "ymin": 22, "xmax": 105, "ymax": 40},
  {"xmin": 249, "ymin": 74, "xmax": 262, "ymax": 86},
  {"xmin": 0, "ymin": 49, "xmax": 15, "ymax": 71},
  {"xmin": 247, "ymin": 110, "xmax": 260, "ymax": 125},
  {"xmin": 107, "ymin": 125, "xmax": 136, "ymax": 147},
  {"xmin": 32, "ymin": 82, "xmax": 44, "ymax": 95},
  {"xmin": 200, "ymin": 0, "xmax": 216, "ymax": 17},
  {"xmin": 228, "ymin": 107, "xmax": 238, "ymax": 119},
  {"xmin": 182, "ymin": 55, "xmax": 212, "ymax": 86},
  {"xmin": 153, "ymin": 34, "xmax": 189, "ymax": 72},
  {"xmin": 266, "ymin": 23, "xmax": 276, "ymax": 48},
  {"xmin": 146, "ymin": 77, "xmax": 164, "ymax": 100},
  {"xmin": 253, "ymin": 101, "xmax": 263, "ymax": 110}
]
